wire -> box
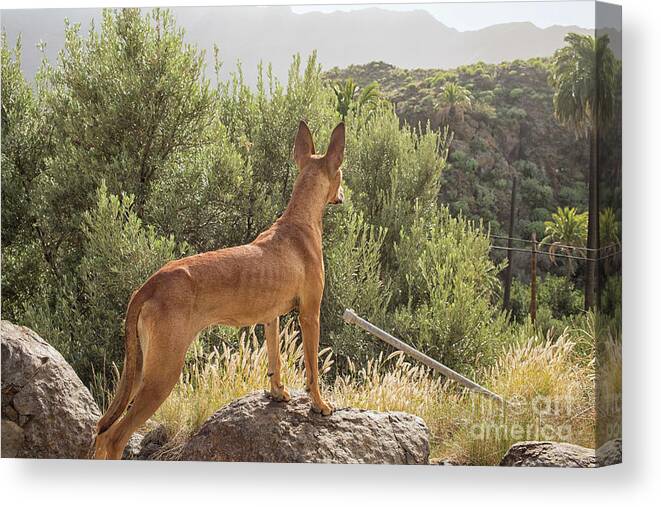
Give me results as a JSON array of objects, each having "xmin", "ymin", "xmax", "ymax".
[
  {"xmin": 490, "ymin": 245, "xmax": 585, "ymax": 261},
  {"xmin": 489, "ymin": 244, "xmax": 621, "ymax": 262},
  {"xmin": 490, "ymin": 234, "xmax": 619, "ymax": 253}
]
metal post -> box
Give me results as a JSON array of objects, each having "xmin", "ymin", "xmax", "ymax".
[{"xmin": 343, "ymin": 309, "xmax": 506, "ymax": 404}]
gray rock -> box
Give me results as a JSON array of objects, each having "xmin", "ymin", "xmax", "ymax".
[
  {"xmin": 596, "ymin": 438, "xmax": 622, "ymax": 466},
  {"xmin": 1, "ymin": 320, "xmax": 101, "ymax": 459},
  {"xmin": 121, "ymin": 432, "xmax": 144, "ymax": 460},
  {"xmin": 500, "ymin": 439, "xmax": 622, "ymax": 467},
  {"xmin": 179, "ymin": 391, "xmax": 429, "ymax": 464},
  {"xmin": 136, "ymin": 425, "xmax": 169, "ymax": 460},
  {"xmin": 1, "ymin": 419, "xmax": 25, "ymax": 458},
  {"xmin": 500, "ymin": 441, "xmax": 596, "ymax": 467},
  {"xmin": 121, "ymin": 424, "xmax": 170, "ymax": 460}
]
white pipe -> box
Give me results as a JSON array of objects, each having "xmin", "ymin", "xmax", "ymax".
[{"xmin": 343, "ymin": 309, "xmax": 506, "ymax": 404}]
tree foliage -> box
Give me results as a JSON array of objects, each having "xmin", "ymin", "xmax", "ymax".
[
  {"xmin": 3, "ymin": 8, "xmax": 531, "ymax": 394},
  {"xmin": 549, "ymin": 33, "xmax": 617, "ymax": 136},
  {"xmin": 541, "ymin": 207, "xmax": 588, "ymax": 275}
]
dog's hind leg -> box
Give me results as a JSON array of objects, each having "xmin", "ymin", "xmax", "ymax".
[
  {"xmin": 99, "ymin": 321, "xmax": 191, "ymax": 460},
  {"xmin": 265, "ymin": 317, "xmax": 290, "ymax": 401}
]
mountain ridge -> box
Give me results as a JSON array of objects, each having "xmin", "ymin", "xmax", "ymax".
[{"xmin": 1, "ymin": 6, "xmax": 593, "ymax": 86}]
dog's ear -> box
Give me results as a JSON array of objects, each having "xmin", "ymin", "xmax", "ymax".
[
  {"xmin": 293, "ymin": 120, "xmax": 315, "ymax": 166},
  {"xmin": 325, "ymin": 122, "xmax": 345, "ymax": 171}
]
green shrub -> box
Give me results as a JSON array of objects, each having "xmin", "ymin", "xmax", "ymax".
[
  {"xmin": 23, "ymin": 184, "xmax": 192, "ymax": 385},
  {"xmin": 144, "ymin": 123, "xmax": 249, "ymax": 251},
  {"xmin": 509, "ymin": 274, "xmax": 583, "ymax": 329},
  {"xmin": 392, "ymin": 207, "xmax": 509, "ymax": 375},
  {"xmin": 217, "ymin": 52, "xmax": 338, "ymax": 242},
  {"xmin": 506, "ymin": 106, "xmax": 527, "ymax": 120},
  {"xmin": 509, "ymin": 87, "xmax": 524, "ymax": 100},
  {"xmin": 322, "ymin": 208, "xmax": 391, "ymax": 362},
  {"xmin": 344, "ymin": 107, "xmax": 450, "ymax": 271},
  {"xmin": 37, "ymin": 8, "xmax": 216, "ymax": 269}
]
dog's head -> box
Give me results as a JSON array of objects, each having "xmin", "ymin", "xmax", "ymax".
[{"xmin": 293, "ymin": 120, "xmax": 345, "ymax": 205}]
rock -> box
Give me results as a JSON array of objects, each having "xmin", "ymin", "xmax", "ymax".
[
  {"xmin": 1, "ymin": 419, "xmax": 25, "ymax": 458},
  {"xmin": 121, "ymin": 424, "xmax": 170, "ymax": 460},
  {"xmin": 1, "ymin": 321, "xmax": 101, "ymax": 459},
  {"xmin": 596, "ymin": 438, "xmax": 622, "ymax": 466},
  {"xmin": 136, "ymin": 425, "xmax": 169, "ymax": 460},
  {"xmin": 500, "ymin": 439, "xmax": 623, "ymax": 467},
  {"xmin": 179, "ymin": 391, "xmax": 429, "ymax": 464},
  {"xmin": 500, "ymin": 441, "xmax": 596, "ymax": 467},
  {"xmin": 121, "ymin": 432, "xmax": 144, "ymax": 460}
]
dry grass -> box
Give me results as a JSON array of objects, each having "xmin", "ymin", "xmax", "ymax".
[
  {"xmin": 330, "ymin": 328, "xmax": 596, "ymax": 465},
  {"xmin": 592, "ymin": 314, "xmax": 622, "ymax": 446},
  {"xmin": 152, "ymin": 319, "xmax": 333, "ymax": 445},
  {"xmin": 137, "ymin": 315, "xmax": 607, "ymax": 465}
]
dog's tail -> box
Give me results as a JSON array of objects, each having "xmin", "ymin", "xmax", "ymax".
[{"xmin": 96, "ymin": 283, "xmax": 153, "ymax": 436}]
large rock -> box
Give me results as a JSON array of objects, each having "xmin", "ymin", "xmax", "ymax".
[
  {"xmin": 596, "ymin": 438, "xmax": 622, "ymax": 466},
  {"xmin": 179, "ymin": 391, "xmax": 429, "ymax": 464},
  {"xmin": 500, "ymin": 439, "xmax": 622, "ymax": 468},
  {"xmin": 121, "ymin": 425, "xmax": 168, "ymax": 460},
  {"xmin": 1, "ymin": 321, "xmax": 100, "ymax": 459}
]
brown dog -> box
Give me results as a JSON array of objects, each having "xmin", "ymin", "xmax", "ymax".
[{"xmin": 93, "ymin": 121, "xmax": 345, "ymax": 459}]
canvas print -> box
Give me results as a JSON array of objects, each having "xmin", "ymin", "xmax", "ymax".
[{"xmin": 0, "ymin": 1, "xmax": 621, "ymax": 466}]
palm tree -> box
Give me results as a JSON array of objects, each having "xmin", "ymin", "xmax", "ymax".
[
  {"xmin": 599, "ymin": 207, "xmax": 621, "ymax": 275},
  {"xmin": 356, "ymin": 81, "xmax": 381, "ymax": 118},
  {"xmin": 332, "ymin": 79, "xmax": 381, "ymax": 121},
  {"xmin": 332, "ymin": 79, "xmax": 359, "ymax": 121},
  {"xmin": 438, "ymin": 82, "xmax": 472, "ymax": 122},
  {"xmin": 549, "ymin": 33, "xmax": 617, "ymax": 309},
  {"xmin": 540, "ymin": 207, "xmax": 588, "ymax": 277}
]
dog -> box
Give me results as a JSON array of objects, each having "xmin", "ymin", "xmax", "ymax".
[{"xmin": 93, "ymin": 121, "xmax": 345, "ymax": 459}]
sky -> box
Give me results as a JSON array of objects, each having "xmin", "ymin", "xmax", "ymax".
[{"xmin": 292, "ymin": 1, "xmax": 595, "ymax": 31}]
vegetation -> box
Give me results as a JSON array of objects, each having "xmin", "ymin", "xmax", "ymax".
[
  {"xmin": 437, "ymin": 81, "xmax": 472, "ymax": 122},
  {"xmin": 146, "ymin": 313, "xmax": 602, "ymax": 464},
  {"xmin": 549, "ymin": 33, "xmax": 618, "ymax": 308},
  {"xmin": 541, "ymin": 206, "xmax": 588, "ymax": 276},
  {"xmin": 2, "ymin": 8, "xmax": 621, "ymax": 464},
  {"xmin": 331, "ymin": 78, "xmax": 382, "ymax": 120}
]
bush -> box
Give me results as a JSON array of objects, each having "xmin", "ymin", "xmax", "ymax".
[
  {"xmin": 144, "ymin": 123, "xmax": 249, "ymax": 251},
  {"xmin": 37, "ymin": 8, "xmax": 216, "ymax": 271},
  {"xmin": 506, "ymin": 106, "xmax": 527, "ymax": 120},
  {"xmin": 509, "ymin": 274, "xmax": 583, "ymax": 331},
  {"xmin": 509, "ymin": 87, "xmax": 524, "ymax": 100},
  {"xmin": 392, "ymin": 207, "xmax": 509, "ymax": 375},
  {"xmin": 216, "ymin": 52, "xmax": 338, "ymax": 241},
  {"xmin": 23, "ymin": 184, "xmax": 192, "ymax": 386},
  {"xmin": 321, "ymin": 208, "xmax": 391, "ymax": 362},
  {"xmin": 344, "ymin": 107, "xmax": 450, "ymax": 271},
  {"xmin": 1, "ymin": 36, "xmax": 55, "ymax": 321}
]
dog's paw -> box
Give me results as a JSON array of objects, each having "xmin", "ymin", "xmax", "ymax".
[
  {"xmin": 269, "ymin": 385, "xmax": 291, "ymax": 402},
  {"xmin": 311, "ymin": 400, "xmax": 333, "ymax": 416}
]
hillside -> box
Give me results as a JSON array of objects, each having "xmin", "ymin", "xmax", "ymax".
[
  {"xmin": 2, "ymin": 6, "xmax": 591, "ymax": 87},
  {"xmin": 325, "ymin": 59, "xmax": 590, "ymax": 239}
]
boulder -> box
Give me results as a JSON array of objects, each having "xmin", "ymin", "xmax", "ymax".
[
  {"xmin": 121, "ymin": 432, "xmax": 145, "ymax": 460},
  {"xmin": 1, "ymin": 419, "xmax": 24, "ymax": 458},
  {"xmin": 596, "ymin": 438, "xmax": 622, "ymax": 466},
  {"xmin": 179, "ymin": 391, "xmax": 429, "ymax": 464},
  {"xmin": 1, "ymin": 321, "xmax": 100, "ymax": 459},
  {"xmin": 137, "ymin": 425, "xmax": 169, "ymax": 460},
  {"xmin": 500, "ymin": 440, "xmax": 621, "ymax": 468}
]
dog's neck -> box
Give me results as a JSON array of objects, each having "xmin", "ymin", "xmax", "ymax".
[{"xmin": 280, "ymin": 168, "xmax": 328, "ymax": 232}]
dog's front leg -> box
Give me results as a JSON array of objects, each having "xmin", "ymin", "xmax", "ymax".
[
  {"xmin": 300, "ymin": 310, "xmax": 333, "ymax": 416},
  {"xmin": 265, "ymin": 317, "xmax": 290, "ymax": 402}
]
